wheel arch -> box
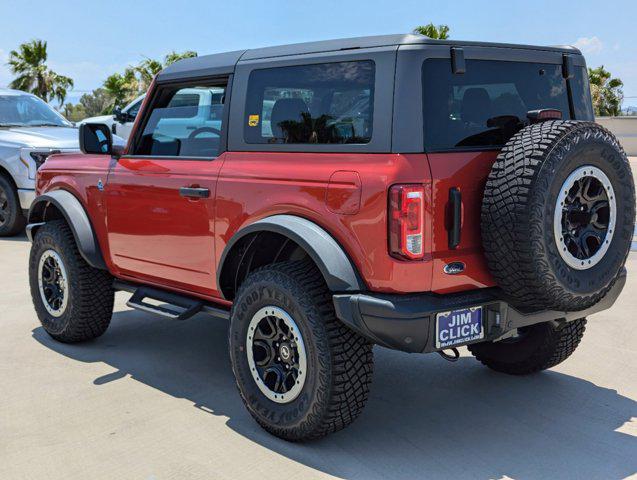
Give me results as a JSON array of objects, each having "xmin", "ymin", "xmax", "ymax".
[
  {"xmin": 27, "ymin": 190, "xmax": 107, "ymax": 270},
  {"xmin": 218, "ymin": 214, "xmax": 366, "ymax": 300},
  {"xmin": 0, "ymin": 164, "xmax": 18, "ymax": 189}
]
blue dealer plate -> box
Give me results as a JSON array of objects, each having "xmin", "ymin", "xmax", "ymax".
[{"xmin": 435, "ymin": 306, "xmax": 484, "ymax": 348}]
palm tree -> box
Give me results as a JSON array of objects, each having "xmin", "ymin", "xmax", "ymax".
[
  {"xmin": 136, "ymin": 51, "xmax": 198, "ymax": 91},
  {"xmin": 8, "ymin": 39, "xmax": 74, "ymax": 104},
  {"xmin": 103, "ymin": 68, "xmax": 138, "ymax": 109},
  {"xmin": 413, "ymin": 23, "xmax": 450, "ymax": 39},
  {"xmin": 588, "ymin": 66, "xmax": 624, "ymax": 116},
  {"xmin": 136, "ymin": 57, "xmax": 164, "ymax": 91},
  {"xmin": 164, "ymin": 50, "xmax": 197, "ymax": 66}
]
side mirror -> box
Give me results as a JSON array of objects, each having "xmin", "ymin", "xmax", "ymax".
[
  {"xmin": 79, "ymin": 123, "xmax": 114, "ymax": 155},
  {"xmin": 113, "ymin": 107, "xmax": 125, "ymax": 122}
]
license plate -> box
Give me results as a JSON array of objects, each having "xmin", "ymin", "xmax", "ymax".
[{"xmin": 436, "ymin": 306, "xmax": 484, "ymax": 348}]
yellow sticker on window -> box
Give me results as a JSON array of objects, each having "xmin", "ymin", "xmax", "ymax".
[{"xmin": 248, "ymin": 114, "xmax": 259, "ymax": 127}]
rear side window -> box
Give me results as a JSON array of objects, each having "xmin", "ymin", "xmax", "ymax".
[
  {"xmin": 244, "ymin": 61, "xmax": 375, "ymax": 144},
  {"xmin": 422, "ymin": 59, "xmax": 573, "ymax": 151},
  {"xmin": 134, "ymin": 85, "xmax": 226, "ymax": 158}
]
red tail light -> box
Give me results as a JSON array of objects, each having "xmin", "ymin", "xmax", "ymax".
[{"xmin": 389, "ymin": 184, "xmax": 425, "ymax": 260}]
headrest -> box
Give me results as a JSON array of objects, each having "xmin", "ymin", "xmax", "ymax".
[
  {"xmin": 461, "ymin": 88, "xmax": 492, "ymax": 126},
  {"xmin": 270, "ymin": 98, "xmax": 310, "ymax": 139}
]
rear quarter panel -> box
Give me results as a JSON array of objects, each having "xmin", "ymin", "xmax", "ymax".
[{"xmin": 216, "ymin": 152, "xmax": 434, "ymax": 293}]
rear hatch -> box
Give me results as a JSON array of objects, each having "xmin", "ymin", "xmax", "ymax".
[{"xmin": 418, "ymin": 46, "xmax": 593, "ymax": 293}]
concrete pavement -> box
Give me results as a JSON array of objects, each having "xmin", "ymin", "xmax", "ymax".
[{"xmin": 1, "ymin": 163, "xmax": 636, "ymax": 480}]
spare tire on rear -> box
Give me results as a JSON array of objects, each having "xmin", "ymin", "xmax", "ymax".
[{"xmin": 481, "ymin": 120, "xmax": 635, "ymax": 311}]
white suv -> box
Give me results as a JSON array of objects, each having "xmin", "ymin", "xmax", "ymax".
[
  {"xmin": 0, "ymin": 89, "xmax": 79, "ymax": 236},
  {"xmin": 80, "ymin": 94, "xmax": 145, "ymax": 141}
]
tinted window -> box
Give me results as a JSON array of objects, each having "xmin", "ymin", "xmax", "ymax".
[
  {"xmin": 134, "ymin": 85, "xmax": 225, "ymax": 158},
  {"xmin": 422, "ymin": 59, "xmax": 573, "ymax": 151},
  {"xmin": 244, "ymin": 61, "xmax": 374, "ymax": 144},
  {"xmin": 125, "ymin": 98, "xmax": 144, "ymax": 118}
]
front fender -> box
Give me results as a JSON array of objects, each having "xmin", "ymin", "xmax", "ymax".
[
  {"xmin": 27, "ymin": 190, "xmax": 107, "ymax": 270},
  {"xmin": 218, "ymin": 214, "xmax": 366, "ymax": 296}
]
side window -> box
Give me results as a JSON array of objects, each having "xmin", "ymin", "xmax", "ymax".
[
  {"xmin": 244, "ymin": 61, "xmax": 375, "ymax": 145},
  {"xmin": 133, "ymin": 84, "xmax": 226, "ymax": 158}
]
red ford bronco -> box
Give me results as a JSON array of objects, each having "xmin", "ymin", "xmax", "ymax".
[{"xmin": 27, "ymin": 34, "xmax": 635, "ymax": 441}]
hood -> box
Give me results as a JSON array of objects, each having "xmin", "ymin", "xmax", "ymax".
[
  {"xmin": 79, "ymin": 115, "xmax": 114, "ymax": 124},
  {"xmin": 0, "ymin": 126, "xmax": 79, "ymax": 149}
]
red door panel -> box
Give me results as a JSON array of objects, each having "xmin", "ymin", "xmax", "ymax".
[{"xmin": 105, "ymin": 155, "xmax": 225, "ymax": 296}]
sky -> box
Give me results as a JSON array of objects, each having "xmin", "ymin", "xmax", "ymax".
[{"xmin": 1, "ymin": 0, "xmax": 636, "ymax": 107}]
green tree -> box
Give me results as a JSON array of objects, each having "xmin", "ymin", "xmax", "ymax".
[
  {"xmin": 79, "ymin": 88, "xmax": 113, "ymax": 117},
  {"xmin": 8, "ymin": 39, "xmax": 74, "ymax": 104},
  {"xmin": 588, "ymin": 66, "xmax": 624, "ymax": 116},
  {"xmin": 413, "ymin": 23, "xmax": 450, "ymax": 39},
  {"xmin": 136, "ymin": 51, "xmax": 198, "ymax": 91},
  {"xmin": 62, "ymin": 103, "xmax": 87, "ymax": 122},
  {"xmin": 103, "ymin": 67, "xmax": 138, "ymax": 108},
  {"xmin": 164, "ymin": 50, "xmax": 197, "ymax": 66},
  {"xmin": 136, "ymin": 57, "xmax": 164, "ymax": 91}
]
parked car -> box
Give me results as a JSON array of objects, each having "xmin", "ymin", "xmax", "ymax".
[
  {"xmin": 26, "ymin": 34, "xmax": 635, "ymax": 441},
  {"xmin": 80, "ymin": 88, "xmax": 224, "ymax": 141},
  {"xmin": 0, "ymin": 88, "xmax": 79, "ymax": 236}
]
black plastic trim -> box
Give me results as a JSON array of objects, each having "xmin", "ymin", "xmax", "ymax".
[
  {"xmin": 450, "ymin": 47, "xmax": 465, "ymax": 74},
  {"xmin": 448, "ymin": 187, "xmax": 461, "ymax": 249},
  {"xmin": 217, "ymin": 214, "xmax": 366, "ymax": 298},
  {"xmin": 113, "ymin": 280, "xmax": 230, "ymax": 320},
  {"xmin": 27, "ymin": 190, "xmax": 107, "ymax": 270},
  {"xmin": 333, "ymin": 268, "xmax": 627, "ymax": 353}
]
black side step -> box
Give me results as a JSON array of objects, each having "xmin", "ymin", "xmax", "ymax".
[{"xmin": 114, "ymin": 281, "xmax": 229, "ymax": 321}]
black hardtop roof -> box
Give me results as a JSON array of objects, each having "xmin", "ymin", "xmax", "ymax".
[{"xmin": 157, "ymin": 34, "xmax": 581, "ymax": 83}]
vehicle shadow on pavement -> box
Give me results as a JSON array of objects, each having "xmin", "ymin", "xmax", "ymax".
[
  {"xmin": 33, "ymin": 308, "xmax": 637, "ymax": 480},
  {"xmin": 1, "ymin": 233, "xmax": 28, "ymax": 243}
]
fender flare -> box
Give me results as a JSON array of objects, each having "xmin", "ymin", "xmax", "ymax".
[
  {"xmin": 27, "ymin": 190, "xmax": 107, "ymax": 270},
  {"xmin": 218, "ymin": 214, "xmax": 366, "ymax": 297}
]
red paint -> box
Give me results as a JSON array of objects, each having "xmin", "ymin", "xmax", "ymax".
[
  {"xmin": 427, "ymin": 151, "xmax": 497, "ymax": 293},
  {"xmin": 36, "ymin": 147, "xmax": 497, "ymax": 302},
  {"xmin": 325, "ymin": 171, "xmax": 361, "ymax": 215}
]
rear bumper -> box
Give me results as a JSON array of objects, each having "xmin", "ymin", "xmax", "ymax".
[{"xmin": 333, "ymin": 268, "xmax": 627, "ymax": 353}]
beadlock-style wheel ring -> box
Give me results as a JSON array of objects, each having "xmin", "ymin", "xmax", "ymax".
[
  {"xmin": 38, "ymin": 249, "xmax": 69, "ymax": 317},
  {"xmin": 246, "ymin": 306, "xmax": 307, "ymax": 404},
  {"xmin": 553, "ymin": 165, "xmax": 616, "ymax": 270}
]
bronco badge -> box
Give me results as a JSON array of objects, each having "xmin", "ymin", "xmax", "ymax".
[{"xmin": 443, "ymin": 262, "xmax": 465, "ymax": 275}]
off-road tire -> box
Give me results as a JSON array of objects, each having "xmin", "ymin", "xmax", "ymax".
[
  {"xmin": 468, "ymin": 319, "xmax": 587, "ymax": 375},
  {"xmin": 29, "ymin": 220, "xmax": 114, "ymax": 342},
  {"xmin": 482, "ymin": 121, "xmax": 635, "ymax": 310},
  {"xmin": 228, "ymin": 260, "xmax": 374, "ymax": 441},
  {"xmin": 0, "ymin": 175, "xmax": 26, "ymax": 236}
]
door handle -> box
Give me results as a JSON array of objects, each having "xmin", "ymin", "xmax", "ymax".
[
  {"xmin": 179, "ymin": 187, "xmax": 210, "ymax": 199},
  {"xmin": 448, "ymin": 187, "xmax": 462, "ymax": 249}
]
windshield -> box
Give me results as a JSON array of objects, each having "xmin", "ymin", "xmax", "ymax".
[{"xmin": 0, "ymin": 94, "xmax": 71, "ymax": 127}]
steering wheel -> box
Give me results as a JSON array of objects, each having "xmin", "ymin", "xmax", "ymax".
[{"xmin": 188, "ymin": 127, "xmax": 222, "ymax": 139}]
